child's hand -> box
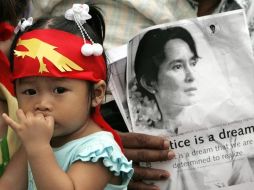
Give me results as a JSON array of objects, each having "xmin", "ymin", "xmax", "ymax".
[{"xmin": 2, "ymin": 109, "xmax": 54, "ymax": 153}]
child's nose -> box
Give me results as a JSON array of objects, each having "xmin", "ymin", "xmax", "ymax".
[{"xmin": 34, "ymin": 96, "xmax": 53, "ymax": 112}]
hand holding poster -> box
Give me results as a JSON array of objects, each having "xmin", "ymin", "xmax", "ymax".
[{"xmin": 124, "ymin": 10, "xmax": 254, "ymax": 189}]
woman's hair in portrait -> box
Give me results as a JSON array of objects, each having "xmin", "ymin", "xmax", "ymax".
[{"xmin": 134, "ymin": 26, "xmax": 199, "ymax": 97}]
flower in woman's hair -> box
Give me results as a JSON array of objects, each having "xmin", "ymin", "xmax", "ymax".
[{"xmin": 129, "ymin": 78, "xmax": 162, "ymax": 128}]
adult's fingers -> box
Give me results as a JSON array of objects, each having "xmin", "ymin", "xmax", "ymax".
[
  {"xmin": 119, "ymin": 132, "xmax": 169, "ymax": 149},
  {"xmin": 124, "ymin": 148, "xmax": 175, "ymax": 162},
  {"xmin": 128, "ymin": 180, "xmax": 160, "ymax": 190},
  {"xmin": 128, "ymin": 166, "xmax": 170, "ymax": 190},
  {"xmin": 133, "ymin": 165, "xmax": 170, "ymax": 181}
]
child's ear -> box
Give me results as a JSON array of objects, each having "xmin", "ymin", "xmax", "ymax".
[{"xmin": 92, "ymin": 80, "xmax": 106, "ymax": 107}]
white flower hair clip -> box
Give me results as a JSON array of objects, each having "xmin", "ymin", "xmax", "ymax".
[
  {"xmin": 65, "ymin": 4, "xmax": 91, "ymax": 25},
  {"xmin": 14, "ymin": 17, "xmax": 33, "ymax": 34},
  {"xmin": 65, "ymin": 4, "xmax": 103, "ymax": 57}
]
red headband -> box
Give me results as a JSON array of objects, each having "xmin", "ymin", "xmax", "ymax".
[
  {"xmin": 13, "ymin": 29, "xmax": 106, "ymax": 82},
  {"xmin": 13, "ymin": 29, "xmax": 123, "ymax": 150},
  {"xmin": 0, "ymin": 22, "xmax": 14, "ymax": 41}
]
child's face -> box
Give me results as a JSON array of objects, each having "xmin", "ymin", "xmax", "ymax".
[{"xmin": 15, "ymin": 77, "xmax": 92, "ymax": 138}]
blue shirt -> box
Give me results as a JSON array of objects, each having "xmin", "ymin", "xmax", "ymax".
[{"xmin": 28, "ymin": 131, "xmax": 133, "ymax": 190}]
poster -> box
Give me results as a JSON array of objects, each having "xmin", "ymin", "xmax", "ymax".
[{"xmin": 108, "ymin": 10, "xmax": 254, "ymax": 189}]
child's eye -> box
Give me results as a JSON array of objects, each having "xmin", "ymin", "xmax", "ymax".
[
  {"xmin": 23, "ymin": 89, "xmax": 36, "ymax": 95},
  {"xmin": 53, "ymin": 87, "xmax": 67, "ymax": 94}
]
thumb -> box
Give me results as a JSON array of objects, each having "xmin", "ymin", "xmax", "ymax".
[{"xmin": 45, "ymin": 115, "xmax": 54, "ymax": 129}]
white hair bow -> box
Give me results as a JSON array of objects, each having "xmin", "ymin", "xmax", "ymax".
[
  {"xmin": 14, "ymin": 17, "xmax": 33, "ymax": 34},
  {"xmin": 65, "ymin": 4, "xmax": 91, "ymax": 24}
]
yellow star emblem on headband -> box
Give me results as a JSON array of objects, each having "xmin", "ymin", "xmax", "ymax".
[{"xmin": 14, "ymin": 38, "xmax": 83, "ymax": 73}]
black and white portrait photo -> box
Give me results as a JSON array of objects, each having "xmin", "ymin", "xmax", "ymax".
[
  {"xmin": 125, "ymin": 10, "xmax": 254, "ymax": 190},
  {"xmin": 127, "ymin": 10, "xmax": 254, "ymax": 136}
]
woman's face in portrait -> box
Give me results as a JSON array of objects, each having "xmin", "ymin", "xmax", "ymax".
[{"xmin": 155, "ymin": 38, "xmax": 199, "ymax": 107}]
